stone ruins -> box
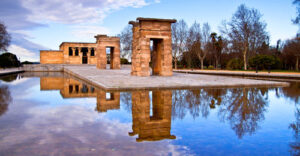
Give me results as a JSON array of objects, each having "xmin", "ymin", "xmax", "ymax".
[
  {"xmin": 40, "ymin": 35, "xmax": 120, "ymax": 70},
  {"xmin": 129, "ymin": 18, "xmax": 176, "ymax": 76},
  {"xmin": 95, "ymin": 34, "xmax": 120, "ymax": 69},
  {"xmin": 40, "ymin": 17, "xmax": 177, "ymax": 76}
]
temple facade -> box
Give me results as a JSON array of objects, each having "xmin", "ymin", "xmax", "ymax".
[
  {"xmin": 40, "ymin": 34, "xmax": 120, "ymax": 69},
  {"xmin": 129, "ymin": 18, "xmax": 176, "ymax": 76}
]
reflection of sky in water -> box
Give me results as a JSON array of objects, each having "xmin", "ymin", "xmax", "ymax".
[{"xmin": 0, "ymin": 75, "xmax": 299, "ymax": 155}]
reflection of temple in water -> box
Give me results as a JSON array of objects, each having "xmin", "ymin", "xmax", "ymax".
[
  {"xmin": 40, "ymin": 77, "xmax": 175, "ymax": 142},
  {"xmin": 40, "ymin": 77, "xmax": 119, "ymax": 112},
  {"xmin": 96, "ymin": 91, "xmax": 120, "ymax": 112},
  {"xmin": 129, "ymin": 90, "xmax": 176, "ymax": 142}
]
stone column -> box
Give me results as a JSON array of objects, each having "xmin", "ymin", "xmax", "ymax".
[
  {"xmin": 112, "ymin": 45, "xmax": 121, "ymax": 69},
  {"xmin": 71, "ymin": 47, "xmax": 75, "ymax": 56},
  {"xmin": 78, "ymin": 48, "xmax": 83, "ymax": 64},
  {"xmin": 88, "ymin": 47, "xmax": 91, "ymax": 56},
  {"xmin": 87, "ymin": 47, "xmax": 91, "ymax": 64},
  {"xmin": 96, "ymin": 45, "xmax": 107, "ymax": 69}
]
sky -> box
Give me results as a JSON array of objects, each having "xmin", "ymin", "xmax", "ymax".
[{"xmin": 0, "ymin": 0, "xmax": 298, "ymax": 62}]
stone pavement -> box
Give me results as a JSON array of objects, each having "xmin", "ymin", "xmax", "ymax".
[
  {"xmin": 0, "ymin": 68, "xmax": 24, "ymax": 76},
  {"xmin": 64, "ymin": 65, "xmax": 289, "ymax": 91},
  {"xmin": 174, "ymin": 69, "xmax": 300, "ymax": 79}
]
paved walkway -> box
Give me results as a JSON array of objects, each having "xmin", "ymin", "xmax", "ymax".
[
  {"xmin": 0, "ymin": 68, "xmax": 24, "ymax": 76},
  {"xmin": 174, "ymin": 69, "xmax": 300, "ymax": 79},
  {"xmin": 63, "ymin": 65, "xmax": 288, "ymax": 91}
]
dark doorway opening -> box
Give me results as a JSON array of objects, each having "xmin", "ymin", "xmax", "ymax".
[
  {"xmin": 106, "ymin": 47, "xmax": 115, "ymax": 69},
  {"xmin": 150, "ymin": 39, "xmax": 163, "ymax": 75},
  {"xmin": 82, "ymin": 47, "xmax": 88, "ymax": 64}
]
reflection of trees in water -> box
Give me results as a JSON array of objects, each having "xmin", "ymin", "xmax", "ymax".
[
  {"xmin": 120, "ymin": 92, "xmax": 132, "ymax": 112},
  {"xmin": 0, "ymin": 74, "xmax": 20, "ymax": 82},
  {"xmin": 172, "ymin": 90, "xmax": 187, "ymax": 119},
  {"xmin": 172, "ymin": 89, "xmax": 227, "ymax": 119},
  {"xmin": 0, "ymin": 85, "xmax": 11, "ymax": 116},
  {"xmin": 289, "ymin": 107, "xmax": 300, "ymax": 156},
  {"xmin": 279, "ymin": 82, "xmax": 300, "ymax": 155},
  {"xmin": 218, "ymin": 88, "xmax": 268, "ymax": 138},
  {"xmin": 172, "ymin": 87, "xmax": 268, "ymax": 139},
  {"xmin": 280, "ymin": 82, "xmax": 300, "ymax": 104}
]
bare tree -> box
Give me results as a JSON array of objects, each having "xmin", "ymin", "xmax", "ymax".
[
  {"xmin": 117, "ymin": 24, "xmax": 132, "ymax": 59},
  {"xmin": 0, "ymin": 22, "xmax": 11, "ymax": 52},
  {"xmin": 283, "ymin": 38, "xmax": 300, "ymax": 71},
  {"xmin": 186, "ymin": 21, "xmax": 201, "ymax": 68},
  {"xmin": 223, "ymin": 4, "xmax": 268, "ymax": 70},
  {"xmin": 172, "ymin": 19, "xmax": 188, "ymax": 69},
  {"xmin": 198, "ymin": 23, "xmax": 211, "ymax": 69}
]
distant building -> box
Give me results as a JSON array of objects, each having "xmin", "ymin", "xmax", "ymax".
[{"xmin": 40, "ymin": 34, "xmax": 120, "ymax": 69}]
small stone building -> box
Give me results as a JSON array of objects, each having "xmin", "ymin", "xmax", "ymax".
[
  {"xmin": 95, "ymin": 35, "xmax": 121, "ymax": 69},
  {"xmin": 40, "ymin": 34, "xmax": 120, "ymax": 70},
  {"xmin": 129, "ymin": 18, "xmax": 176, "ymax": 76}
]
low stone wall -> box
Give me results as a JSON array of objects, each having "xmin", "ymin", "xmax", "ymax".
[
  {"xmin": 174, "ymin": 70, "xmax": 300, "ymax": 80},
  {"xmin": 23, "ymin": 64, "xmax": 65, "ymax": 72},
  {"xmin": 0, "ymin": 68, "xmax": 24, "ymax": 76},
  {"xmin": 21, "ymin": 71, "xmax": 65, "ymax": 77},
  {"xmin": 23, "ymin": 64, "xmax": 130, "ymax": 72}
]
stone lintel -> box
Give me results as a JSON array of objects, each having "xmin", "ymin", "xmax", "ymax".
[
  {"xmin": 136, "ymin": 17, "xmax": 177, "ymax": 23},
  {"xmin": 129, "ymin": 21, "xmax": 138, "ymax": 26},
  {"xmin": 59, "ymin": 42, "xmax": 96, "ymax": 48}
]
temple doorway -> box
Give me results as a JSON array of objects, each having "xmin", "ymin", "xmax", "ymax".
[
  {"xmin": 150, "ymin": 39, "xmax": 163, "ymax": 75},
  {"xmin": 106, "ymin": 47, "xmax": 115, "ymax": 69},
  {"xmin": 82, "ymin": 48, "xmax": 88, "ymax": 64}
]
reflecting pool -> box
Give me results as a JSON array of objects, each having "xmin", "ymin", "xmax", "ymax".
[{"xmin": 0, "ymin": 73, "xmax": 299, "ymax": 155}]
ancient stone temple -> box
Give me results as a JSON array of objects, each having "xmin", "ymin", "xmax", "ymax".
[
  {"xmin": 40, "ymin": 42, "xmax": 97, "ymax": 64},
  {"xmin": 95, "ymin": 35, "xmax": 121, "ymax": 69},
  {"xmin": 40, "ymin": 34, "xmax": 120, "ymax": 69},
  {"xmin": 129, "ymin": 18, "xmax": 176, "ymax": 76},
  {"xmin": 129, "ymin": 90, "xmax": 176, "ymax": 142}
]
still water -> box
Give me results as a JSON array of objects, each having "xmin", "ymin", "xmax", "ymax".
[{"xmin": 0, "ymin": 72, "xmax": 299, "ymax": 156}]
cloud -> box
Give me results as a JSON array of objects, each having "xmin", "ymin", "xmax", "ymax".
[
  {"xmin": 71, "ymin": 25, "xmax": 110, "ymax": 39},
  {"xmin": 0, "ymin": 0, "xmax": 160, "ymax": 62},
  {"xmin": 20, "ymin": 0, "xmax": 153, "ymax": 24},
  {"xmin": 0, "ymin": 102, "xmax": 191, "ymax": 155},
  {"xmin": 0, "ymin": 0, "xmax": 45, "ymax": 31},
  {"xmin": 8, "ymin": 44, "xmax": 39, "ymax": 62}
]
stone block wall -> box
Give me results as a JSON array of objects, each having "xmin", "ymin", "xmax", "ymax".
[
  {"xmin": 95, "ymin": 35, "xmax": 121, "ymax": 69},
  {"xmin": 40, "ymin": 50, "xmax": 64, "ymax": 64}
]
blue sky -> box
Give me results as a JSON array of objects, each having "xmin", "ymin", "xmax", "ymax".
[{"xmin": 0, "ymin": 0, "xmax": 298, "ymax": 61}]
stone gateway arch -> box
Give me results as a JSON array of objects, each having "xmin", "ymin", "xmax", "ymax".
[{"xmin": 129, "ymin": 18, "xmax": 177, "ymax": 77}]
